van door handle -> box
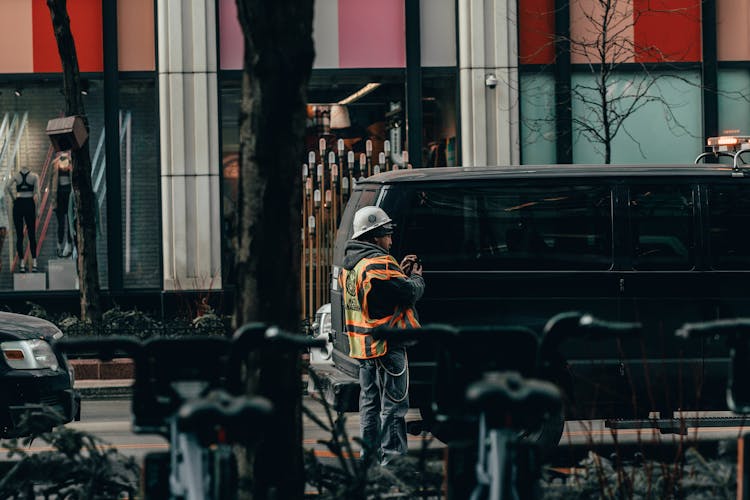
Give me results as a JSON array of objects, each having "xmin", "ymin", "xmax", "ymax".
[{"xmin": 619, "ymin": 278, "xmax": 625, "ymax": 293}]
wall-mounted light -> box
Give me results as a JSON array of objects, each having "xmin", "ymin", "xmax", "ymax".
[
  {"xmin": 13, "ymin": 88, "xmax": 22, "ymax": 97},
  {"xmin": 80, "ymin": 80, "xmax": 89, "ymax": 96}
]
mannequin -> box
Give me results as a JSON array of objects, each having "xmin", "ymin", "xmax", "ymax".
[
  {"xmin": 5, "ymin": 166, "xmax": 40, "ymax": 273},
  {"xmin": 54, "ymin": 152, "xmax": 73, "ymax": 257}
]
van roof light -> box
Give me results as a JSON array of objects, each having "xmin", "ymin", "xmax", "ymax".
[{"xmin": 707, "ymin": 136, "xmax": 750, "ymax": 152}]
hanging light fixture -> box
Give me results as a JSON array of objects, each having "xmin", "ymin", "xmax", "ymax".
[{"xmin": 330, "ymin": 105, "xmax": 351, "ymax": 129}]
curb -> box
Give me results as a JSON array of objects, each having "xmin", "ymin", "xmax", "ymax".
[
  {"xmin": 74, "ymin": 377, "xmax": 312, "ymax": 401},
  {"xmin": 74, "ymin": 380, "xmax": 133, "ymax": 400}
]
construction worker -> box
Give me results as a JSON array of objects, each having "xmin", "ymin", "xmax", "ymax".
[{"xmin": 339, "ymin": 206, "xmax": 424, "ymax": 465}]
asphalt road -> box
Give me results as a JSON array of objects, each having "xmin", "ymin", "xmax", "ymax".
[
  {"xmin": 4, "ymin": 398, "xmax": 747, "ymax": 467},
  {"xmin": 2, "ymin": 397, "xmax": 443, "ymax": 464}
]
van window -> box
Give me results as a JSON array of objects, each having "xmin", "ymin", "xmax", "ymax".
[
  {"xmin": 628, "ymin": 185, "xmax": 694, "ymax": 270},
  {"xmin": 707, "ymin": 185, "xmax": 750, "ymax": 269},
  {"xmin": 398, "ymin": 184, "xmax": 612, "ymax": 270}
]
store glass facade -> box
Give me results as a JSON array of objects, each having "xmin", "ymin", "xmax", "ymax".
[
  {"xmin": 0, "ymin": 80, "xmax": 109, "ymax": 289},
  {"xmin": 218, "ymin": 0, "xmax": 458, "ymax": 288},
  {"xmin": 517, "ymin": 0, "xmax": 750, "ymax": 165},
  {"xmin": 570, "ymin": 70, "xmax": 703, "ymax": 164},
  {"xmin": 0, "ymin": 0, "xmax": 158, "ymax": 295},
  {"xmin": 119, "ymin": 79, "xmax": 160, "ymax": 289}
]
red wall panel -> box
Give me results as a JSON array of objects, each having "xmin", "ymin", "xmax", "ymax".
[
  {"xmin": 32, "ymin": 0, "xmax": 103, "ymax": 73},
  {"xmin": 519, "ymin": 0, "xmax": 555, "ymax": 65},
  {"xmin": 634, "ymin": 0, "xmax": 701, "ymax": 62}
]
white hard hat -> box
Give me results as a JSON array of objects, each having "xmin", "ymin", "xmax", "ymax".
[{"xmin": 352, "ymin": 206, "xmax": 394, "ymax": 239}]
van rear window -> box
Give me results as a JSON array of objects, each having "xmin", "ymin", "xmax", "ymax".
[
  {"xmin": 628, "ymin": 185, "xmax": 694, "ymax": 270},
  {"xmin": 707, "ymin": 185, "xmax": 750, "ymax": 270},
  {"xmin": 397, "ymin": 184, "xmax": 613, "ymax": 271}
]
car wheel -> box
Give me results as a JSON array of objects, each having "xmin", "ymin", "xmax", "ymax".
[{"xmin": 519, "ymin": 406, "xmax": 565, "ymax": 461}]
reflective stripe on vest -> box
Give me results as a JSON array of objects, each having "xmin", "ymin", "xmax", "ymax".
[{"xmin": 341, "ymin": 254, "xmax": 420, "ymax": 359}]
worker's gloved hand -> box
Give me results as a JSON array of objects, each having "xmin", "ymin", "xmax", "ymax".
[
  {"xmin": 400, "ymin": 254, "xmax": 420, "ymax": 276},
  {"xmin": 411, "ymin": 261, "xmax": 423, "ymax": 276}
]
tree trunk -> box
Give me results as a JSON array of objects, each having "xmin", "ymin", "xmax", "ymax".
[
  {"xmin": 234, "ymin": 1, "xmax": 315, "ymax": 498},
  {"xmin": 46, "ymin": 0, "xmax": 102, "ymax": 323}
]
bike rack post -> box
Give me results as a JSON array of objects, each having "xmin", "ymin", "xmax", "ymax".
[{"xmin": 444, "ymin": 438, "xmax": 476, "ymax": 500}]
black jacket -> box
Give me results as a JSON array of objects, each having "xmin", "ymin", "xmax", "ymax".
[{"xmin": 342, "ymin": 240, "xmax": 425, "ymax": 320}]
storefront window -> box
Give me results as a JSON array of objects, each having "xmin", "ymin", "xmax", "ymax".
[
  {"xmin": 119, "ymin": 80, "xmax": 160, "ymax": 288},
  {"xmin": 520, "ymin": 70, "xmax": 557, "ymax": 165},
  {"xmin": 220, "ymin": 74, "xmax": 409, "ymax": 286},
  {"xmin": 219, "ymin": 70, "xmax": 457, "ymax": 286},
  {"xmin": 306, "ymin": 73, "xmax": 407, "ymax": 173},
  {"xmin": 718, "ymin": 69, "xmax": 750, "ymax": 136},
  {"xmin": 219, "ymin": 80, "xmax": 240, "ymax": 284},
  {"xmin": 0, "ymin": 80, "xmax": 108, "ymax": 291},
  {"xmin": 571, "ymin": 70, "xmax": 702, "ymax": 164},
  {"xmin": 422, "ymin": 71, "xmax": 457, "ymax": 167}
]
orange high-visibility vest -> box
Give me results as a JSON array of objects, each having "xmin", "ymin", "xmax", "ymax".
[{"xmin": 340, "ymin": 254, "xmax": 420, "ymax": 359}]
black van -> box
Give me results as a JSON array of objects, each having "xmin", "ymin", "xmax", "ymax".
[{"xmin": 315, "ymin": 164, "xmax": 750, "ymax": 423}]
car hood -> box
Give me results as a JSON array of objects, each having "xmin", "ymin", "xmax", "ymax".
[{"xmin": 0, "ymin": 312, "xmax": 63, "ymax": 342}]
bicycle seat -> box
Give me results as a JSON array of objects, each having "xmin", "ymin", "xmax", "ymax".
[
  {"xmin": 177, "ymin": 393, "xmax": 273, "ymax": 446},
  {"xmin": 466, "ymin": 371, "xmax": 561, "ymax": 429}
]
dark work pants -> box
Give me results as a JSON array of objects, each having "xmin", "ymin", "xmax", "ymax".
[
  {"xmin": 13, "ymin": 197, "xmax": 36, "ymax": 258},
  {"xmin": 358, "ymin": 346, "xmax": 409, "ymax": 465}
]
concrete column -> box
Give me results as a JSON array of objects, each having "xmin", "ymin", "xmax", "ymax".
[
  {"xmin": 157, "ymin": 0, "xmax": 222, "ymax": 290},
  {"xmin": 458, "ymin": 0, "xmax": 520, "ymax": 166}
]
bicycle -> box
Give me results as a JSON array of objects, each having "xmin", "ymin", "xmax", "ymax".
[
  {"xmin": 466, "ymin": 371, "xmax": 560, "ymax": 500},
  {"xmin": 55, "ymin": 323, "xmax": 325, "ymax": 500},
  {"xmin": 373, "ymin": 325, "xmax": 548, "ymax": 499},
  {"xmin": 675, "ymin": 318, "xmax": 750, "ymax": 500},
  {"xmin": 372, "ymin": 311, "xmax": 642, "ymax": 499}
]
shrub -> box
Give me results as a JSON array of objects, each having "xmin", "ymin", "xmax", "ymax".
[{"xmin": 0, "ymin": 408, "xmax": 139, "ymax": 499}]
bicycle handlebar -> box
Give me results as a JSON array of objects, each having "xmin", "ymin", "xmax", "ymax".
[
  {"xmin": 537, "ymin": 312, "xmax": 641, "ymax": 369},
  {"xmin": 541, "ymin": 311, "xmax": 640, "ymax": 349},
  {"xmin": 232, "ymin": 322, "xmax": 327, "ymax": 350},
  {"xmin": 54, "ymin": 324, "xmax": 322, "ymax": 435},
  {"xmin": 369, "ymin": 324, "xmax": 458, "ymax": 342},
  {"xmin": 578, "ymin": 314, "xmax": 643, "ymax": 337},
  {"xmin": 56, "ymin": 323, "xmax": 323, "ymax": 361},
  {"xmin": 675, "ymin": 318, "xmax": 750, "ymax": 340},
  {"xmin": 54, "ymin": 336, "xmax": 143, "ymax": 361}
]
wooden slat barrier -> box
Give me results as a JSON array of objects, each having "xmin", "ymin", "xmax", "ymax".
[{"xmin": 301, "ymin": 137, "xmax": 410, "ymax": 322}]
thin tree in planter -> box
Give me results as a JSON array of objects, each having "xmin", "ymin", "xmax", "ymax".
[{"xmin": 46, "ymin": 0, "xmax": 102, "ymax": 322}]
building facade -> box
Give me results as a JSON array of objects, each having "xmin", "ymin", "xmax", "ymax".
[{"xmin": 0, "ymin": 0, "xmax": 745, "ymax": 315}]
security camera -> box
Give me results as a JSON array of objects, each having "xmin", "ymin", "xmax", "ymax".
[{"xmin": 485, "ymin": 74, "xmax": 499, "ymax": 89}]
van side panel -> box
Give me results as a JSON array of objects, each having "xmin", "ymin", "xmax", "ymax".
[{"xmin": 329, "ymin": 172, "xmax": 750, "ymax": 418}]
